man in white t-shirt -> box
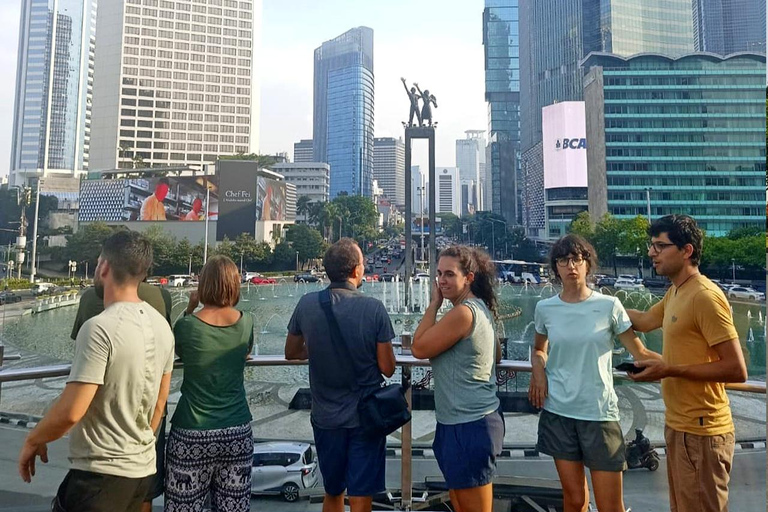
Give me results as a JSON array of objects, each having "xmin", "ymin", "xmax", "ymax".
[{"xmin": 18, "ymin": 231, "xmax": 175, "ymax": 512}]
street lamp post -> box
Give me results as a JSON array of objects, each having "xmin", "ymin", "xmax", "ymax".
[
  {"xmin": 488, "ymin": 218, "xmax": 507, "ymax": 259},
  {"xmin": 295, "ymin": 251, "xmax": 299, "ymax": 272},
  {"xmin": 731, "ymin": 258, "xmax": 736, "ymax": 282}
]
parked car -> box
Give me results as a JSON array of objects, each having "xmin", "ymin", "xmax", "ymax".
[
  {"xmin": 614, "ymin": 278, "xmax": 645, "ymax": 290},
  {"xmin": 294, "ymin": 273, "xmax": 319, "ymax": 283},
  {"xmin": 251, "ymin": 442, "xmax": 319, "ymax": 502},
  {"xmin": 0, "ymin": 291, "xmax": 22, "ymax": 305},
  {"xmin": 31, "ymin": 282, "xmax": 56, "ymax": 296},
  {"xmin": 250, "ymin": 274, "xmax": 277, "ymax": 285},
  {"xmin": 618, "ymin": 274, "xmax": 642, "ymax": 284},
  {"xmin": 642, "ymin": 277, "xmax": 670, "ymax": 289},
  {"xmin": 727, "ymin": 287, "xmax": 764, "ymax": 301},
  {"xmin": 596, "ymin": 277, "xmax": 616, "ymax": 287},
  {"xmin": 379, "ymin": 273, "xmax": 397, "ymax": 282},
  {"xmin": 168, "ymin": 274, "xmax": 193, "ymax": 287},
  {"xmin": 412, "ymin": 273, "xmax": 430, "ymax": 283}
]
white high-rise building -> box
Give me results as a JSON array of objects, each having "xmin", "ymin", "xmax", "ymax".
[
  {"xmin": 410, "ymin": 165, "xmax": 427, "ymax": 215},
  {"xmin": 455, "ymin": 130, "xmax": 486, "ymax": 212},
  {"xmin": 436, "ymin": 167, "xmax": 461, "ymax": 217},
  {"xmin": 9, "ymin": 0, "xmax": 97, "ymax": 187},
  {"xmin": 373, "ymin": 137, "xmax": 405, "ymax": 206},
  {"xmin": 89, "ymin": 0, "xmax": 262, "ymax": 171}
]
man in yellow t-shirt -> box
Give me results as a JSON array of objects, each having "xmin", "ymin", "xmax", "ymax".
[
  {"xmin": 627, "ymin": 215, "xmax": 747, "ymax": 512},
  {"xmin": 140, "ymin": 179, "xmax": 169, "ymax": 221}
]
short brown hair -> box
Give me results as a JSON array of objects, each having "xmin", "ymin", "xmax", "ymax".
[
  {"xmin": 101, "ymin": 230, "xmax": 153, "ymax": 285},
  {"xmin": 198, "ymin": 255, "xmax": 241, "ymax": 307},
  {"xmin": 323, "ymin": 238, "xmax": 361, "ymax": 282},
  {"xmin": 549, "ymin": 234, "xmax": 598, "ymax": 281}
]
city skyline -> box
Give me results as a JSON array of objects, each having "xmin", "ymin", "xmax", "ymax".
[{"xmin": 0, "ymin": 1, "xmax": 487, "ymax": 179}]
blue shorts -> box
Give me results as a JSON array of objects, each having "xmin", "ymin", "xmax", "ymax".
[
  {"xmin": 312, "ymin": 424, "xmax": 386, "ymax": 497},
  {"xmin": 433, "ymin": 409, "xmax": 505, "ymax": 489}
]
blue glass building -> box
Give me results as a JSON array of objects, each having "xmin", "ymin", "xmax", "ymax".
[
  {"xmin": 519, "ymin": 0, "xmax": 694, "ymax": 237},
  {"xmin": 693, "ymin": 0, "xmax": 766, "ymax": 55},
  {"xmin": 313, "ymin": 27, "xmax": 374, "ymax": 198},
  {"xmin": 9, "ymin": 0, "xmax": 96, "ymax": 187},
  {"xmin": 483, "ymin": 0, "xmax": 520, "ymax": 223},
  {"xmin": 583, "ymin": 52, "xmax": 766, "ymax": 236}
]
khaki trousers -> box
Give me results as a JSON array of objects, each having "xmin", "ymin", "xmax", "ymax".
[{"xmin": 664, "ymin": 425, "xmax": 735, "ymax": 512}]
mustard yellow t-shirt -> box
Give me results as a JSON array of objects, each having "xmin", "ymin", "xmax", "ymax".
[{"xmin": 646, "ymin": 274, "xmax": 738, "ymax": 435}]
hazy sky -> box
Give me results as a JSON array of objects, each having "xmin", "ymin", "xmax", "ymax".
[{"xmin": 0, "ymin": 0, "xmax": 487, "ymax": 178}]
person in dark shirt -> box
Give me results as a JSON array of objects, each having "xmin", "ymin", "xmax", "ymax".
[{"xmin": 285, "ymin": 238, "xmax": 396, "ymax": 512}]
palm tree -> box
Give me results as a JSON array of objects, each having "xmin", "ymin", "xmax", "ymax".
[
  {"xmin": 296, "ymin": 196, "xmax": 312, "ymax": 223},
  {"xmin": 321, "ymin": 202, "xmax": 339, "ymax": 242}
]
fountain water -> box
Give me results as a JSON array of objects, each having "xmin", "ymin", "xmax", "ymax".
[{"xmin": 259, "ymin": 313, "xmax": 283, "ymax": 334}]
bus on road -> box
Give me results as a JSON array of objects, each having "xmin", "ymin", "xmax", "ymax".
[{"xmin": 493, "ymin": 260, "xmax": 548, "ymax": 284}]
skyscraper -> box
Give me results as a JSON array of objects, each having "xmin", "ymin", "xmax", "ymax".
[
  {"xmin": 455, "ymin": 130, "xmax": 486, "ymax": 212},
  {"xmin": 483, "ymin": 0, "xmax": 520, "ymax": 224},
  {"xmin": 293, "ymin": 139, "xmax": 314, "ymax": 162},
  {"xmin": 519, "ymin": 0, "xmax": 694, "ymax": 237},
  {"xmin": 373, "ymin": 137, "xmax": 405, "ymax": 206},
  {"xmin": 9, "ymin": 0, "xmax": 97, "ymax": 187},
  {"xmin": 89, "ymin": 0, "xmax": 262, "ymax": 171},
  {"xmin": 693, "ymin": 0, "xmax": 767, "ymax": 54},
  {"xmin": 313, "ymin": 27, "xmax": 374, "ymax": 198}
]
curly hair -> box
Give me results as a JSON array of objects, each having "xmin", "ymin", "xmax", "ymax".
[
  {"xmin": 649, "ymin": 214, "xmax": 703, "ymax": 266},
  {"xmin": 548, "ymin": 234, "xmax": 598, "ymax": 283},
  {"xmin": 438, "ymin": 245, "xmax": 498, "ymax": 320}
]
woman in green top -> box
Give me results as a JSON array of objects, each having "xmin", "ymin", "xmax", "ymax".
[{"xmin": 164, "ymin": 255, "xmax": 254, "ymax": 511}]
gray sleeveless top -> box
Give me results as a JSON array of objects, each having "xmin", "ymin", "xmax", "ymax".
[{"xmin": 431, "ymin": 297, "xmax": 500, "ymax": 425}]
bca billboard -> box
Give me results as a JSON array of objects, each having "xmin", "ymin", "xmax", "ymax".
[{"xmin": 542, "ymin": 101, "xmax": 588, "ymax": 189}]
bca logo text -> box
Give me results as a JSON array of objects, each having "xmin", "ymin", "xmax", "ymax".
[{"xmin": 555, "ymin": 138, "xmax": 587, "ymax": 150}]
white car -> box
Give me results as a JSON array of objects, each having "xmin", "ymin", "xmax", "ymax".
[
  {"xmin": 614, "ymin": 278, "xmax": 645, "ymax": 290},
  {"xmin": 413, "ymin": 273, "xmax": 431, "ymax": 282},
  {"xmin": 168, "ymin": 274, "xmax": 192, "ymax": 287},
  {"xmin": 727, "ymin": 287, "xmax": 764, "ymax": 301},
  {"xmin": 251, "ymin": 442, "xmax": 319, "ymax": 502}
]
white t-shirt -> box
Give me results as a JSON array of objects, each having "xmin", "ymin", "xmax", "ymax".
[
  {"xmin": 534, "ymin": 291, "xmax": 632, "ymax": 421},
  {"xmin": 67, "ymin": 301, "xmax": 175, "ymax": 478}
]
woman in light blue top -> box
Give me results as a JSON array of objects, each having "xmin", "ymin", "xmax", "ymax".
[
  {"xmin": 412, "ymin": 245, "xmax": 502, "ymax": 512},
  {"xmin": 529, "ymin": 235, "xmax": 661, "ymax": 512}
]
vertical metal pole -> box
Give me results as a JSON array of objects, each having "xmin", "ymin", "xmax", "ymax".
[
  {"xmin": 203, "ymin": 164, "xmax": 210, "ymax": 264},
  {"xmin": 30, "ymin": 179, "xmax": 42, "ymax": 283},
  {"xmin": 404, "ymin": 131, "xmax": 413, "ymax": 311},
  {"xmin": 428, "ymin": 130, "xmax": 436, "ymax": 283},
  {"xmin": 400, "ymin": 333, "xmax": 413, "ymax": 510},
  {"xmin": 645, "ymin": 187, "xmax": 652, "ymax": 221}
]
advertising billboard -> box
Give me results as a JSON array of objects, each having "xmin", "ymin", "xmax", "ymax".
[
  {"xmin": 542, "ymin": 101, "xmax": 588, "ymax": 190},
  {"xmin": 78, "ymin": 176, "xmax": 218, "ymax": 223},
  {"xmin": 216, "ymin": 160, "xmax": 287, "ymax": 241}
]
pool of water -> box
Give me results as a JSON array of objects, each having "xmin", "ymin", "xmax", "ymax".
[{"xmin": 2, "ymin": 282, "xmax": 765, "ymax": 381}]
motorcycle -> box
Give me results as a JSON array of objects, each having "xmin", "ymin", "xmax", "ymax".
[{"xmin": 625, "ymin": 428, "xmax": 660, "ymax": 471}]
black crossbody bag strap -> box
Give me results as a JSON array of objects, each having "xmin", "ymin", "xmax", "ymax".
[{"xmin": 319, "ymin": 287, "xmax": 361, "ymax": 391}]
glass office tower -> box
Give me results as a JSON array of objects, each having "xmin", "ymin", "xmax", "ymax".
[
  {"xmin": 10, "ymin": 0, "xmax": 96, "ymax": 187},
  {"xmin": 693, "ymin": 0, "xmax": 767, "ymax": 54},
  {"xmin": 313, "ymin": 27, "xmax": 374, "ymax": 198},
  {"xmin": 583, "ymin": 52, "xmax": 766, "ymax": 236},
  {"xmin": 483, "ymin": 0, "xmax": 521, "ymax": 223}
]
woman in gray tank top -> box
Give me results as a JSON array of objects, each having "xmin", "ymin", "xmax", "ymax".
[{"xmin": 412, "ymin": 245, "xmax": 503, "ymax": 512}]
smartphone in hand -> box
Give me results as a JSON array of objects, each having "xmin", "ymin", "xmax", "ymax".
[{"xmin": 615, "ymin": 361, "xmax": 643, "ymax": 374}]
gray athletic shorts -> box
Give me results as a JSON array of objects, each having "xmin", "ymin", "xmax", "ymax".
[{"xmin": 536, "ymin": 409, "xmax": 626, "ymax": 472}]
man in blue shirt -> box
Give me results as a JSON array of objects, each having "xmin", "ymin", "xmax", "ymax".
[{"xmin": 285, "ymin": 238, "xmax": 396, "ymax": 512}]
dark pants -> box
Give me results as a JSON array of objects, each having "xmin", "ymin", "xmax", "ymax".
[{"xmin": 52, "ymin": 469, "xmax": 152, "ymax": 512}]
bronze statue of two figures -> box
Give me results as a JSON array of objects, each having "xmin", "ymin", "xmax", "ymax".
[{"xmin": 402, "ymin": 77, "xmax": 438, "ymax": 127}]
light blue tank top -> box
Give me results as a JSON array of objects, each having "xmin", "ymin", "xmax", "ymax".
[{"xmin": 431, "ymin": 298, "xmax": 500, "ymax": 425}]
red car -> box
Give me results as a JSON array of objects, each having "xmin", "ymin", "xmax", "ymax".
[{"xmin": 250, "ymin": 275, "xmax": 276, "ymax": 285}]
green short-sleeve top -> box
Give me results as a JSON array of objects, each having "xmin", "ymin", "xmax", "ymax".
[{"xmin": 172, "ymin": 311, "xmax": 254, "ymax": 430}]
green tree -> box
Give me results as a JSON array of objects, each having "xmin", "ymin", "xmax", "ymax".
[
  {"xmin": 437, "ymin": 213, "xmax": 461, "ymax": 238},
  {"xmin": 285, "ymin": 224, "xmax": 325, "ymax": 269},
  {"xmin": 219, "ymin": 153, "xmax": 277, "ymax": 168},
  {"xmin": 296, "ymin": 196, "xmax": 312, "ymax": 221},
  {"xmin": 592, "ymin": 214, "xmax": 624, "ymax": 276},
  {"xmin": 271, "ymin": 241, "xmax": 296, "ymax": 270},
  {"xmin": 568, "ymin": 211, "xmax": 594, "ymax": 240},
  {"xmin": 331, "ymin": 195, "xmax": 378, "ymax": 241}
]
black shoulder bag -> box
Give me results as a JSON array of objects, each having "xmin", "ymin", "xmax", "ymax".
[{"xmin": 319, "ymin": 288, "xmax": 411, "ymax": 438}]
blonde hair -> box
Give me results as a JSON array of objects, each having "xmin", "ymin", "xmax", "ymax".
[{"xmin": 198, "ymin": 255, "xmax": 241, "ymax": 307}]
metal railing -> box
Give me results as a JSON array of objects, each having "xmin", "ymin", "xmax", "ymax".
[{"xmin": 0, "ymin": 343, "xmax": 765, "ymax": 510}]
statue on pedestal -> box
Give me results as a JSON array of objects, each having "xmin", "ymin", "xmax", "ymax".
[
  {"xmin": 401, "ymin": 77, "xmax": 422, "ymax": 127},
  {"xmin": 414, "ymin": 83, "xmax": 437, "ymax": 127}
]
